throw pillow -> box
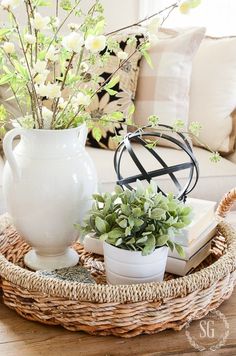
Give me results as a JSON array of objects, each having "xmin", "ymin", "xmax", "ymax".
[
  {"xmin": 133, "ymin": 27, "xmax": 206, "ymax": 139},
  {"xmin": 189, "ymin": 36, "xmax": 236, "ymax": 155},
  {"xmin": 86, "ymin": 32, "xmax": 144, "ymax": 150}
]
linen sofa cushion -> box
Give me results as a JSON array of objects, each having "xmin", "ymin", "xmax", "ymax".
[
  {"xmin": 86, "ymin": 32, "xmax": 144, "ymax": 150},
  {"xmin": 133, "ymin": 27, "xmax": 206, "ymax": 133},
  {"xmin": 86, "ymin": 144, "xmax": 236, "ymax": 203},
  {"xmin": 189, "ymin": 37, "xmax": 236, "ymax": 154}
]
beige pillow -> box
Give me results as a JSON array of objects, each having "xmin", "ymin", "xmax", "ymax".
[
  {"xmin": 133, "ymin": 27, "xmax": 206, "ymax": 135},
  {"xmin": 189, "ymin": 36, "xmax": 236, "ymax": 154}
]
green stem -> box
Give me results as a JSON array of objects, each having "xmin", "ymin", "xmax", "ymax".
[
  {"xmin": 51, "ymin": 52, "xmax": 76, "ymax": 126},
  {"xmin": 106, "ymin": 2, "xmax": 179, "ymax": 36},
  {"xmin": 46, "ymin": 0, "xmax": 81, "ymax": 53},
  {"xmin": 10, "ymin": 11, "xmax": 42, "ymax": 127}
]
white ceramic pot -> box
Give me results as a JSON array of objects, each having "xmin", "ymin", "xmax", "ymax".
[
  {"xmin": 3, "ymin": 125, "xmax": 97, "ymax": 271},
  {"xmin": 103, "ymin": 242, "xmax": 169, "ymax": 285}
]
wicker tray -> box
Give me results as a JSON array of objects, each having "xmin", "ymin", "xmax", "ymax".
[{"xmin": 0, "ymin": 190, "xmax": 236, "ymax": 338}]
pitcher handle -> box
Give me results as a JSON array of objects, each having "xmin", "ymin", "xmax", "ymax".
[
  {"xmin": 78, "ymin": 124, "xmax": 88, "ymax": 147},
  {"xmin": 3, "ymin": 128, "xmax": 24, "ymax": 180}
]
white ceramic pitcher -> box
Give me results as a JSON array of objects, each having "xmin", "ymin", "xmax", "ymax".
[{"xmin": 3, "ymin": 125, "xmax": 97, "ymax": 271}]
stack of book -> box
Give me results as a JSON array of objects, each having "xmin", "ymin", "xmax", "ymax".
[{"xmin": 166, "ymin": 198, "xmax": 217, "ymax": 276}]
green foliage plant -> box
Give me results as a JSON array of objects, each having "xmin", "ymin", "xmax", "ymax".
[{"xmin": 79, "ymin": 181, "xmax": 192, "ymax": 256}]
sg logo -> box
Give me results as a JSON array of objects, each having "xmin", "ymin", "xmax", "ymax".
[
  {"xmin": 199, "ymin": 320, "xmax": 215, "ymax": 339},
  {"xmin": 185, "ymin": 310, "xmax": 229, "ymax": 352}
]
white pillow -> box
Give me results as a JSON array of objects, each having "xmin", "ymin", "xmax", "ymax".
[
  {"xmin": 133, "ymin": 27, "xmax": 206, "ymax": 131},
  {"xmin": 189, "ymin": 37, "xmax": 236, "ymax": 154}
]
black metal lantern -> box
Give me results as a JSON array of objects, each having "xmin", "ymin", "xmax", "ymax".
[{"xmin": 114, "ymin": 124, "xmax": 199, "ymax": 201}]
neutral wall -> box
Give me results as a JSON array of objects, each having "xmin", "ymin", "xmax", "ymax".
[{"xmin": 0, "ymin": 0, "xmax": 138, "ymax": 32}]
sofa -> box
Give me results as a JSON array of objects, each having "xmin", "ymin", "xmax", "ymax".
[{"xmin": 0, "ymin": 27, "xmax": 236, "ymax": 212}]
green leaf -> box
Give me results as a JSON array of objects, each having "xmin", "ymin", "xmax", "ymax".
[
  {"xmin": 105, "ymin": 75, "xmax": 120, "ymax": 89},
  {"xmin": 150, "ymin": 208, "xmax": 166, "ymax": 219},
  {"xmin": 13, "ymin": 61, "xmax": 29, "ymax": 80},
  {"xmin": 141, "ymin": 50, "xmax": 153, "ymax": 69},
  {"xmin": 60, "ymin": 0, "xmax": 72, "ymax": 11},
  {"xmin": 34, "ymin": 0, "xmax": 51, "ymax": 5},
  {"xmin": 108, "ymin": 228, "xmax": 123, "ymax": 239},
  {"xmin": 110, "ymin": 111, "xmax": 123, "ymax": 121},
  {"xmin": 92, "ymin": 194, "xmax": 104, "ymax": 203},
  {"xmin": 156, "ymin": 235, "xmax": 169, "ymax": 247},
  {"xmin": 145, "ymin": 143, "xmax": 156, "ymax": 149},
  {"xmin": 0, "ymin": 74, "xmax": 12, "ymax": 86},
  {"xmin": 134, "ymin": 218, "xmax": 143, "ymax": 227},
  {"xmin": 128, "ymin": 103, "xmax": 135, "ymax": 117},
  {"xmin": 189, "ymin": 0, "xmax": 201, "ymax": 8},
  {"xmin": 115, "ymin": 238, "xmax": 123, "ymax": 246},
  {"xmin": 99, "ymin": 233, "xmax": 109, "ymax": 241},
  {"xmin": 115, "ymin": 185, "xmax": 123, "ymax": 194},
  {"xmin": 95, "ymin": 216, "xmax": 108, "ymax": 234},
  {"xmin": 93, "ymin": 20, "xmax": 105, "ymax": 35},
  {"xmin": 142, "ymin": 235, "xmax": 155, "ymax": 256},
  {"xmin": 0, "ymin": 28, "xmax": 12, "ymax": 38},
  {"xmin": 125, "ymin": 226, "xmax": 131, "ymax": 236},
  {"xmin": 133, "ymin": 208, "xmax": 142, "ymax": 217},
  {"xmin": 137, "ymin": 236, "xmax": 148, "ymax": 244},
  {"xmin": 167, "ymin": 240, "xmax": 174, "ymax": 252},
  {"xmin": 92, "ymin": 127, "xmax": 102, "ymax": 142},
  {"xmin": 117, "ymin": 219, "xmax": 127, "ymax": 228},
  {"xmin": 104, "ymin": 88, "xmax": 118, "ymax": 96},
  {"xmin": 121, "ymin": 204, "xmax": 131, "ymax": 216},
  {"xmin": 174, "ymin": 243, "xmax": 185, "ymax": 258},
  {"xmin": 181, "ymin": 206, "xmax": 192, "ymax": 216}
]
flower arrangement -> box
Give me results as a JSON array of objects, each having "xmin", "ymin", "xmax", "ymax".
[
  {"xmin": 0, "ymin": 0, "xmax": 202, "ymax": 138},
  {"xmin": 79, "ymin": 182, "xmax": 192, "ymax": 256}
]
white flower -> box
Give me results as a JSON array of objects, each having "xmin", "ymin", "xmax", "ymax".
[
  {"xmin": 46, "ymin": 45, "xmax": 58, "ymax": 62},
  {"xmin": 36, "ymin": 83, "xmax": 61, "ymax": 99},
  {"xmin": 146, "ymin": 17, "xmax": 160, "ymax": 46},
  {"xmin": 147, "ymin": 17, "xmax": 161, "ymax": 35},
  {"xmin": 80, "ymin": 61, "xmax": 89, "ymax": 72},
  {"xmin": 62, "ymin": 32, "xmax": 84, "ymax": 53},
  {"xmin": 68, "ymin": 23, "xmax": 80, "ymax": 31},
  {"xmin": 179, "ymin": 1, "xmax": 192, "ymax": 14},
  {"xmin": 35, "ymin": 84, "xmax": 48, "ymax": 97},
  {"xmin": 34, "ymin": 72, "xmax": 48, "ymax": 85},
  {"xmin": 117, "ymin": 51, "xmax": 128, "ymax": 60},
  {"xmin": 3, "ymin": 41, "xmax": 15, "ymax": 54},
  {"xmin": 58, "ymin": 97, "xmax": 68, "ymax": 110},
  {"xmin": 31, "ymin": 12, "xmax": 50, "ymax": 31},
  {"xmin": 85, "ymin": 35, "xmax": 106, "ymax": 53},
  {"xmin": 33, "ymin": 60, "xmax": 47, "ymax": 74},
  {"xmin": 33, "ymin": 61, "xmax": 49, "ymax": 83},
  {"xmin": 41, "ymin": 107, "xmax": 53, "ymax": 129},
  {"xmin": 25, "ymin": 33, "xmax": 36, "ymax": 45},
  {"xmin": 46, "ymin": 83, "xmax": 61, "ymax": 100},
  {"xmin": 147, "ymin": 33, "xmax": 158, "ymax": 46},
  {"xmin": 1, "ymin": 0, "xmax": 19, "ymax": 10},
  {"xmin": 71, "ymin": 92, "xmax": 91, "ymax": 108}
]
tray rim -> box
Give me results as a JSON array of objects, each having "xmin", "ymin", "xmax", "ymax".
[{"xmin": 0, "ymin": 215, "xmax": 236, "ymax": 304}]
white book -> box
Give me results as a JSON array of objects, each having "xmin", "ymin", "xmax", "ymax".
[
  {"xmin": 166, "ymin": 241, "xmax": 211, "ymax": 276},
  {"xmin": 172, "ymin": 198, "xmax": 217, "ymax": 247},
  {"xmin": 168, "ymin": 220, "xmax": 217, "ymax": 260}
]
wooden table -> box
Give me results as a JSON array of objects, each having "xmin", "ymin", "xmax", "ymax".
[{"xmin": 1, "ymin": 289, "xmax": 236, "ymax": 356}]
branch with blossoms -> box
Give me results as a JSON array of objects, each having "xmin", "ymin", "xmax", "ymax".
[
  {"xmin": 0, "ymin": 0, "xmax": 199, "ymax": 128},
  {"xmin": 0, "ymin": 0, "xmax": 217, "ymax": 163}
]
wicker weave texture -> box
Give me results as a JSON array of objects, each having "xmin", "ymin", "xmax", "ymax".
[{"xmin": 0, "ymin": 189, "xmax": 236, "ymax": 337}]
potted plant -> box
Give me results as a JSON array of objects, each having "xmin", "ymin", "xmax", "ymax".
[{"xmin": 80, "ymin": 182, "xmax": 192, "ymax": 284}]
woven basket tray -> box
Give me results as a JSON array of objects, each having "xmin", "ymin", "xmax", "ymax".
[{"xmin": 0, "ymin": 189, "xmax": 236, "ymax": 338}]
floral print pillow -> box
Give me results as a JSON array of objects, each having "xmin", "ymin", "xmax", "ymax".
[{"xmin": 86, "ymin": 32, "xmax": 144, "ymax": 150}]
